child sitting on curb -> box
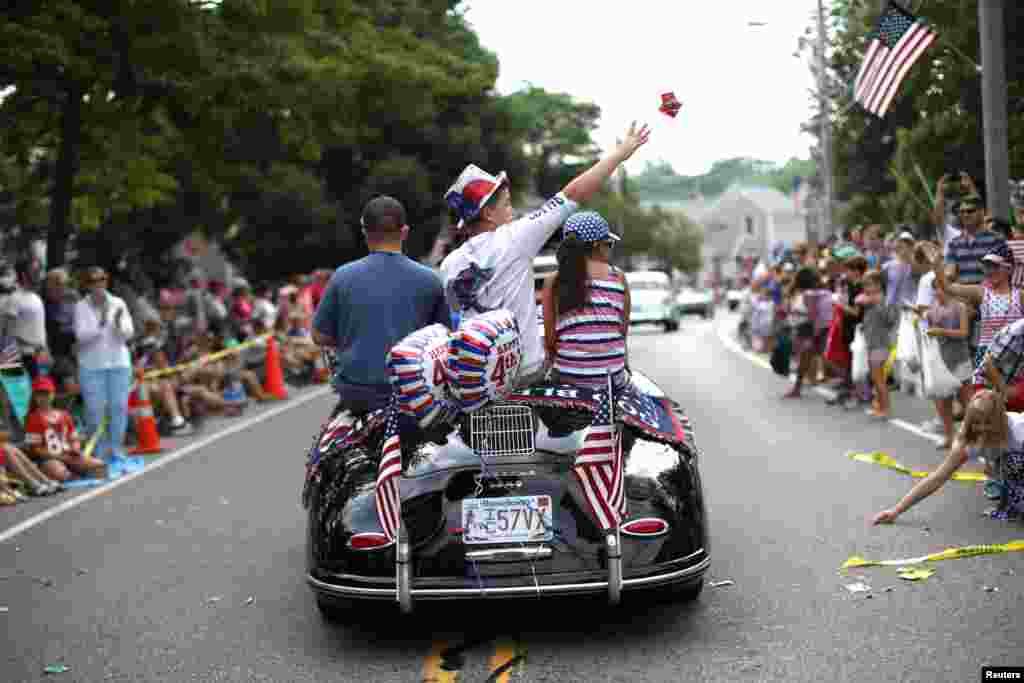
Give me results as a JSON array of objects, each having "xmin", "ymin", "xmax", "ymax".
[
  {"xmin": 24, "ymin": 376, "xmax": 107, "ymax": 482},
  {"xmin": 0, "ymin": 426, "xmax": 62, "ymax": 501}
]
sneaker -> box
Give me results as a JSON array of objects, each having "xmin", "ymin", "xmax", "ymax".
[
  {"xmin": 920, "ymin": 418, "xmax": 944, "ymax": 434},
  {"xmin": 984, "ymin": 480, "xmax": 1006, "ymax": 501}
]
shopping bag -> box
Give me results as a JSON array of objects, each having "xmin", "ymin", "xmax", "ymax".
[
  {"xmin": 895, "ymin": 311, "xmax": 919, "ymax": 365},
  {"xmin": 850, "ymin": 324, "xmax": 869, "ymax": 384},
  {"xmin": 770, "ymin": 329, "xmax": 792, "ymax": 377},
  {"xmin": 919, "ymin": 331, "xmax": 962, "ymax": 399},
  {"xmin": 824, "ymin": 306, "xmax": 850, "ymax": 367}
]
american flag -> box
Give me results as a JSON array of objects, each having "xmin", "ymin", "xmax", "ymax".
[
  {"xmin": 573, "ymin": 389, "xmax": 626, "ymax": 531},
  {"xmin": 854, "ymin": 2, "xmax": 937, "ymax": 118},
  {"xmin": 375, "ymin": 400, "xmax": 403, "ymax": 541},
  {"xmin": 0, "ymin": 336, "xmax": 20, "ymax": 368}
]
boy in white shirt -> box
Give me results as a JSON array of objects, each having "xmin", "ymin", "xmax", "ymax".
[{"xmin": 441, "ymin": 121, "xmax": 650, "ymax": 385}]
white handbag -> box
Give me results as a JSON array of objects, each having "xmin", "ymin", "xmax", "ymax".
[
  {"xmin": 919, "ymin": 329, "xmax": 963, "ymax": 399},
  {"xmin": 851, "ymin": 324, "xmax": 870, "ymax": 384},
  {"xmin": 895, "ymin": 311, "xmax": 919, "ymax": 366}
]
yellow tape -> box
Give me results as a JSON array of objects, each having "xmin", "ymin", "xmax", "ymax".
[
  {"xmin": 897, "ymin": 567, "xmax": 935, "ymax": 581},
  {"xmin": 847, "ymin": 451, "xmax": 988, "ymax": 482},
  {"xmin": 843, "ymin": 540, "xmax": 1024, "ymax": 569},
  {"xmin": 141, "ymin": 334, "xmax": 271, "ymax": 381},
  {"xmin": 82, "ymin": 415, "xmax": 109, "ymax": 459}
]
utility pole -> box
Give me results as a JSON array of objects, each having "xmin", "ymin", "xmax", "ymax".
[
  {"xmin": 816, "ymin": 0, "xmax": 835, "ymax": 241},
  {"xmin": 979, "ymin": 0, "xmax": 1010, "ymax": 219}
]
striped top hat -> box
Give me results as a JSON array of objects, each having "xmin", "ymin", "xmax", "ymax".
[{"xmin": 445, "ymin": 164, "xmax": 509, "ymax": 228}]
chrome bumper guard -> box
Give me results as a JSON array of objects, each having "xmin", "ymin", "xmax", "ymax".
[{"xmin": 309, "ymin": 551, "xmax": 709, "ymax": 603}]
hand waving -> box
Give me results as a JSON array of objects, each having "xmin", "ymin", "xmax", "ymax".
[
  {"xmin": 614, "ymin": 121, "xmax": 651, "ymax": 162},
  {"xmin": 871, "ymin": 508, "xmax": 899, "ymax": 525}
]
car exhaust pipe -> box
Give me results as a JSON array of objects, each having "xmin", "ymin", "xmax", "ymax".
[
  {"xmin": 606, "ymin": 529, "xmax": 622, "ymax": 606},
  {"xmin": 396, "ymin": 522, "xmax": 413, "ymax": 615}
]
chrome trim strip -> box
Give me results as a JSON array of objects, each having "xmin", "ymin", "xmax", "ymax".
[
  {"xmin": 309, "ymin": 555, "xmax": 710, "ymax": 601},
  {"xmin": 464, "ymin": 546, "xmax": 553, "ymax": 562}
]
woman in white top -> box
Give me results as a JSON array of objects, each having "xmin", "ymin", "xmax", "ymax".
[{"xmin": 73, "ymin": 267, "xmax": 135, "ymax": 463}]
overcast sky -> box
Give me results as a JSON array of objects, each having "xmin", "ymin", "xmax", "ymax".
[{"xmin": 464, "ymin": 1, "xmax": 823, "ymax": 176}]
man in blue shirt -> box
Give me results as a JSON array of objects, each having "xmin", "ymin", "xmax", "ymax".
[{"xmin": 312, "ymin": 196, "xmax": 450, "ymax": 413}]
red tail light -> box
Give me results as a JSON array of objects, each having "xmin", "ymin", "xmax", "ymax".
[
  {"xmin": 347, "ymin": 532, "xmax": 394, "ymax": 550},
  {"xmin": 621, "ymin": 518, "xmax": 670, "ymax": 538}
]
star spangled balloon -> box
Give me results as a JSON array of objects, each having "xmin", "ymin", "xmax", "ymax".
[{"xmin": 659, "ymin": 92, "xmax": 682, "ymax": 118}]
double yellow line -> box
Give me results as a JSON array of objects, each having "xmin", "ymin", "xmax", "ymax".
[{"xmin": 422, "ymin": 638, "xmax": 523, "ymax": 682}]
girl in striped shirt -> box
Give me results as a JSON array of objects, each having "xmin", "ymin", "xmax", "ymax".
[
  {"xmin": 933, "ymin": 242, "xmax": 1024, "ymax": 377},
  {"xmin": 541, "ymin": 211, "xmax": 631, "ymax": 391}
]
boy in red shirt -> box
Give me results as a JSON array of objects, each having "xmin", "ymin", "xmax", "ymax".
[{"xmin": 24, "ymin": 376, "xmax": 106, "ymax": 482}]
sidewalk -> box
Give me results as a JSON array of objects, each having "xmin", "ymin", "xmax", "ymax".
[
  {"xmin": 716, "ymin": 311, "xmax": 947, "ymax": 447},
  {"xmin": 1, "ymin": 381, "xmax": 331, "ymax": 535}
]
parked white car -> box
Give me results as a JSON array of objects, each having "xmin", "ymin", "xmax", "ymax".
[
  {"xmin": 674, "ymin": 287, "xmax": 714, "ymax": 319},
  {"xmin": 726, "ymin": 288, "xmax": 745, "ymax": 312},
  {"xmin": 626, "ymin": 270, "xmax": 680, "ymax": 332}
]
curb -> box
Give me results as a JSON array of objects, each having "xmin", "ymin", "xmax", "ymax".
[{"xmin": 714, "ymin": 315, "xmax": 944, "ymax": 446}]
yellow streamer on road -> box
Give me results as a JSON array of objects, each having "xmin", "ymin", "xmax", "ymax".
[
  {"xmin": 81, "ymin": 415, "xmax": 109, "ymax": 459},
  {"xmin": 843, "ymin": 540, "xmax": 1024, "ymax": 569},
  {"xmin": 846, "ymin": 451, "xmax": 989, "ymax": 482}
]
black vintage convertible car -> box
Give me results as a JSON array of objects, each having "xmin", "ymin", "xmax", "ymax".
[{"xmin": 302, "ymin": 371, "xmax": 710, "ymax": 620}]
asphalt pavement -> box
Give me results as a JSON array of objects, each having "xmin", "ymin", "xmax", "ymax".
[{"xmin": 3, "ymin": 310, "xmax": 1021, "ymax": 682}]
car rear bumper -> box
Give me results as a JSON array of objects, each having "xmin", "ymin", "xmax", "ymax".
[{"xmin": 308, "ymin": 549, "xmax": 709, "ymax": 601}]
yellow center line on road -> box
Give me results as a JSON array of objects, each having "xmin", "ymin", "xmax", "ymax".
[
  {"xmin": 486, "ymin": 639, "xmax": 521, "ymax": 683},
  {"xmin": 422, "ymin": 640, "xmax": 459, "ymax": 682}
]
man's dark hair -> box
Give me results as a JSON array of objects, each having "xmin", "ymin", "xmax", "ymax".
[
  {"xmin": 794, "ymin": 266, "xmax": 819, "ymax": 291},
  {"xmin": 361, "ymin": 196, "xmax": 406, "ymax": 235}
]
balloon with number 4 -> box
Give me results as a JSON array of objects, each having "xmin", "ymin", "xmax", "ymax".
[
  {"xmin": 448, "ymin": 310, "xmax": 522, "ymax": 412},
  {"xmin": 386, "ymin": 323, "xmax": 454, "ymax": 427}
]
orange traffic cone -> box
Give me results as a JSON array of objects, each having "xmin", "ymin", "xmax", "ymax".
[
  {"xmin": 129, "ymin": 374, "xmax": 163, "ymax": 455},
  {"xmin": 262, "ymin": 336, "xmax": 289, "ymax": 400}
]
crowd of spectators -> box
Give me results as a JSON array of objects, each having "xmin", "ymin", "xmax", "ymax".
[
  {"xmin": 737, "ymin": 173, "xmax": 1024, "ymax": 521},
  {"xmin": 0, "ymin": 259, "xmax": 331, "ymax": 505}
]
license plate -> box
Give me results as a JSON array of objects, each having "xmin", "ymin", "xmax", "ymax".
[{"xmin": 462, "ymin": 495, "xmax": 553, "ymax": 545}]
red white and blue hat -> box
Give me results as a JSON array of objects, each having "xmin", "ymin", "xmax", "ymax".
[
  {"xmin": 563, "ymin": 211, "xmax": 620, "ymax": 243},
  {"xmin": 445, "ymin": 164, "xmax": 509, "ymax": 228}
]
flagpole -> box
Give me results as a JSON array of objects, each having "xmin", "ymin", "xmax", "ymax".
[
  {"xmin": 817, "ymin": 0, "xmax": 835, "ymax": 241},
  {"xmin": 979, "ymin": 0, "xmax": 1010, "ymax": 220}
]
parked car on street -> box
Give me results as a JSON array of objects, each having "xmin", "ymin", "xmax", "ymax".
[
  {"xmin": 674, "ymin": 287, "xmax": 714, "ymax": 319},
  {"xmin": 726, "ymin": 288, "xmax": 745, "ymax": 312},
  {"xmin": 626, "ymin": 271, "xmax": 680, "ymax": 332}
]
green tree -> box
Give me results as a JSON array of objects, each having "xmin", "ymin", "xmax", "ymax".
[
  {"xmin": 501, "ymin": 85, "xmax": 602, "ymax": 198},
  {"xmin": 805, "ymin": 0, "xmax": 1024, "ymax": 228}
]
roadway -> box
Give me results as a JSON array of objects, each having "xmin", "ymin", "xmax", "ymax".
[{"xmin": 2, "ymin": 310, "xmax": 1021, "ymax": 682}]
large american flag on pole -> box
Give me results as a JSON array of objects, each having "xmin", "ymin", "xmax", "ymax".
[
  {"xmin": 573, "ymin": 386, "xmax": 626, "ymax": 531},
  {"xmin": 375, "ymin": 400, "xmax": 403, "ymax": 541},
  {"xmin": 854, "ymin": 2, "xmax": 937, "ymax": 118}
]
